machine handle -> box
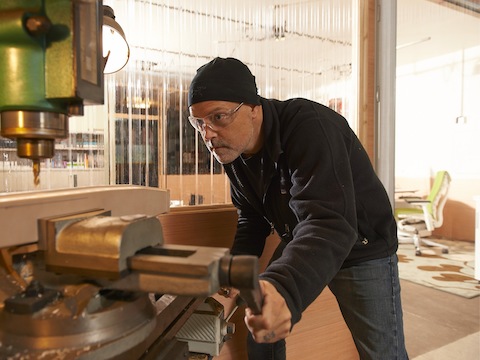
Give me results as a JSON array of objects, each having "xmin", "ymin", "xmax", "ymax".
[
  {"xmin": 219, "ymin": 255, "xmax": 264, "ymax": 315},
  {"xmin": 237, "ymin": 286, "xmax": 263, "ymax": 315}
]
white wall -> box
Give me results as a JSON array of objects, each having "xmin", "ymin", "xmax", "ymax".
[
  {"xmin": 396, "ymin": 45, "xmax": 480, "ymax": 179},
  {"xmin": 396, "ymin": 0, "xmax": 480, "ymax": 182}
]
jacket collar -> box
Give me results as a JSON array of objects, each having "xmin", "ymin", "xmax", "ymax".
[{"xmin": 259, "ymin": 97, "xmax": 283, "ymax": 167}]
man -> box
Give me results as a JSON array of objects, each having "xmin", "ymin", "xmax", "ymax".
[{"xmin": 188, "ymin": 57, "xmax": 408, "ymax": 360}]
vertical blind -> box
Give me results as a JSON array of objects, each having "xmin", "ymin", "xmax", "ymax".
[
  {"xmin": 104, "ymin": 0, "xmax": 356, "ymax": 206},
  {"xmin": 0, "ymin": 0, "xmax": 356, "ymax": 200}
]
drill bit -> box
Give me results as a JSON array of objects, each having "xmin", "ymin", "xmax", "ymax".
[{"xmin": 33, "ymin": 160, "xmax": 40, "ymax": 186}]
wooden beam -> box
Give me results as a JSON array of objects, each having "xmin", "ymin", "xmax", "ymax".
[{"xmin": 357, "ymin": 0, "xmax": 377, "ymax": 165}]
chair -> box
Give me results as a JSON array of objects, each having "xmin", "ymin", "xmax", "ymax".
[{"xmin": 395, "ymin": 171, "xmax": 451, "ymax": 256}]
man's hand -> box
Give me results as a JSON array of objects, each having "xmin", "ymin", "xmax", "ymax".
[{"xmin": 244, "ymin": 280, "xmax": 292, "ymax": 343}]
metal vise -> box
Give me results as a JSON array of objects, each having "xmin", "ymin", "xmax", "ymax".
[
  {"xmin": 38, "ymin": 211, "xmax": 262, "ymax": 311},
  {"xmin": 0, "ymin": 187, "xmax": 262, "ymax": 359}
]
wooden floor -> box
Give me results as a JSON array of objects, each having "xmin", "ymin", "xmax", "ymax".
[
  {"xmin": 214, "ymin": 279, "xmax": 480, "ymax": 359},
  {"xmin": 401, "ymin": 279, "xmax": 480, "ymax": 359}
]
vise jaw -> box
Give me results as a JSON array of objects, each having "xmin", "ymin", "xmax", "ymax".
[{"xmin": 39, "ymin": 211, "xmax": 164, "ymax": 279}]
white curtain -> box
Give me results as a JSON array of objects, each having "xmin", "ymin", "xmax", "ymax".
[
  {"xmin": 0, "ymin": 0, "xmax": 356, "ymax": 200},
  {"xmin": 103, "ymin": 0, "xmax": 356, "ymax": 206}
]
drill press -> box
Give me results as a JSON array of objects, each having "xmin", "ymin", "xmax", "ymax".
[{"xmin": 0, "ymin": 0, "xmax": 106, "ymax": 185}]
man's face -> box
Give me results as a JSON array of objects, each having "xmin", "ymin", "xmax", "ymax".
[{"xmin": 189, "ymin": 100, "xmax": 263, "ymax": 164}]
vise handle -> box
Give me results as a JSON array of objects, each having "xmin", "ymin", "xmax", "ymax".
[{"xmin": 219, "ymin": 255, "xmax": 263, "ymax": 315}]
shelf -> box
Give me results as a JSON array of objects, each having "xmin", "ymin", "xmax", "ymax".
[
  {"xmin": 55, "ymin": 146, "xmax": 104, "ymax": 151},
  {"xmin": 0, "ymin": 168, "xmax": 105, "ymax": 172}
]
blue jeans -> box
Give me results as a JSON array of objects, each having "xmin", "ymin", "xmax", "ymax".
[{"xmin": 247, "ymin": 254, "xmax": 409, "ymax": 360}]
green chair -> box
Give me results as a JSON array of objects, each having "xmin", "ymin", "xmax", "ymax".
[{"xmin": 395, "ymin": 171, "xmax": 451, "ymax": 256}]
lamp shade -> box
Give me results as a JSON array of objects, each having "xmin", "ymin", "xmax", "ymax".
[{"xmin": 103, "ymin": 6, "xmax": 130, "ymax": 74}]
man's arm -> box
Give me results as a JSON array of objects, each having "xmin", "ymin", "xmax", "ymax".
[
  {"xmin": 229, "ymin": 185, "xmax": 272, "ymax": 257},
  {"xmin": 260, "ymin": 106, "xmax": 359, "ymax": 327}
]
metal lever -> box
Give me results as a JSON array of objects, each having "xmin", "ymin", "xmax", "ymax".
[{"xmin": 219, "ymin": 255, "xmax": 263, "ymax": 315}]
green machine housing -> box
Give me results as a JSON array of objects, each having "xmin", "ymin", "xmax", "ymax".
[{"xmin": 0, "ymin": 0, "xmax": 104, "ymax": 182}]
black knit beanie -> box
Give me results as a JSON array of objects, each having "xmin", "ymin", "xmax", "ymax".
[{"xmin": 188, "ymin": 57, "xmax": 260, "ymax": 107}]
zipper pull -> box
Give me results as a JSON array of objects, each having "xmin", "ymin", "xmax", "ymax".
[
  {"xmin": 280, "ymin": 167, "xmax": 287, "ymax": 195},
  {"xmin": 264, "ymin": 216, "xmax": 275, "ymax": 235}
]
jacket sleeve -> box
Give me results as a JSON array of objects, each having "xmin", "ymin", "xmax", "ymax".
[
  {"xmin": 259, "ymin": 103, "xmax": 360, "ymax": 326},
  {"xmin": 229, "ymin": 182, "xmax": 272, "ymax": 257}
]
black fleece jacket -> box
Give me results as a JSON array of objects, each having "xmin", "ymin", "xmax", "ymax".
[{"xmin": 223, "ymin": 97, "xmax": 398, "ymax": 326}]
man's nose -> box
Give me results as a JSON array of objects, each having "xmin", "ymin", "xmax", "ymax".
[{"xmin": 202, "ymin": 125, "xmax": 217, "ymax": 140}]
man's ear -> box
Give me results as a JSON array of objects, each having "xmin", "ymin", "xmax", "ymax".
[{"xmin": 251, "ymin": 104, "xmax": 261, "ymax": 119}]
